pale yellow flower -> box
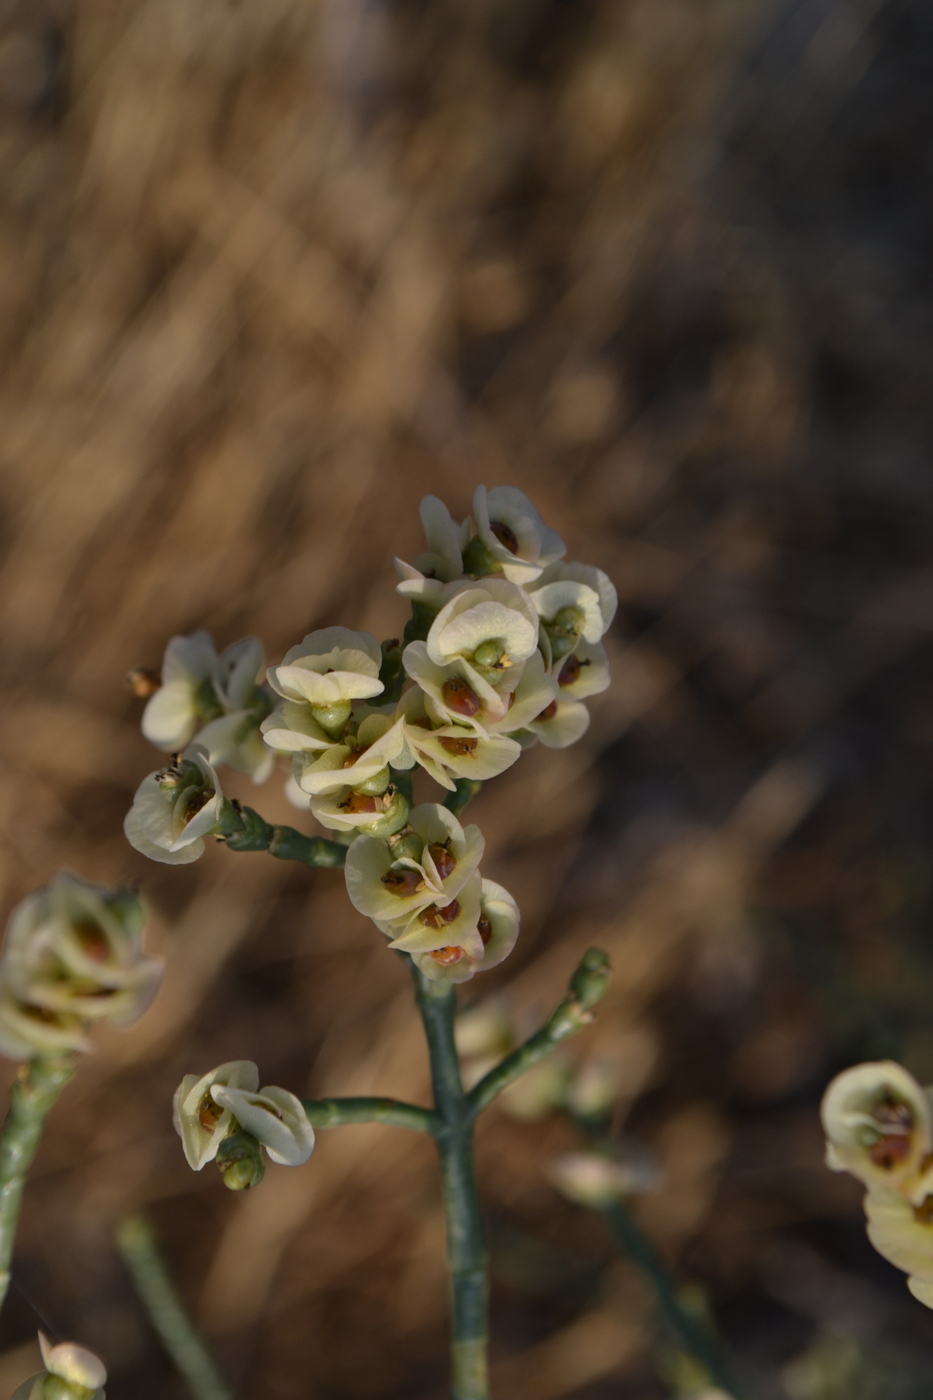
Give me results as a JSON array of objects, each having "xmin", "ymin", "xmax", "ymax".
[{"xmin": 821, "ymin": 1061, "xmax": 933, "ymax": 1198}]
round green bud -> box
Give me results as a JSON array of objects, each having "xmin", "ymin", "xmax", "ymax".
[
  {"xmin": 473, "ymin": 638, "xmax": 506, "ymax": 671},
  {"xmin": 569, "ymin": 947, "xmax": 611, "ymax": 1010},
  {"xmin": 42, "ymin": 1380, "xmax": 95, "ymax": 1400},
  {"xmin": 216, "ymin": 1129, "xmax": 265, "ymax": 1190},
  {"xmin": 389, "ymin": 831, "xmax": 424, "ymax": 862},
  {"xmin": 311, "ymin": 700, "xmax": 352, "ymax": 738},
  {"xmin": 353, "ymin": 765, "xmax": 392, "ymax": 797},
  {"xmin": 359, "ymin": 789, "xmax": 410, "ymax": 838}
]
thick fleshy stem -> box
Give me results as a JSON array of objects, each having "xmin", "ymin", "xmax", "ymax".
[
  {"xmin": 0, "ymin": 1056, "xmax": 75, "ymax": 1312},
  {"xmin": 598, "ymin": 1198, "xmax": 750, "ymax": 1400},
  {"xmin": 116, "ymin": 1213, "xmax": 234, "ymax": 1400},
  {"xmin": 216, "ymin": 800, "xmax": 347, "ymax": 867},
  {"xmin": 413, "ymin": 965, "xmax": 488, "ymax": 1400},
  {"xmin": 303, "ymin": 1096, "xmax": 437, "ymax": 1134},
  {"xmin": 467, "ymin": 949, "xmax": 611, "ymax": 1120}
]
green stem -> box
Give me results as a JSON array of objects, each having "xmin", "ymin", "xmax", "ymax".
[
  {"xmin": 599, "ymin": 1199, "xmax": 748, "ymax": 1400},
  {"xmin": 302, "ymin": 1096, "xmax": 437, "ymax": 1133},
  {"xmin": 216, "ymin": 801, "xmax": 347, "ymax": 867},
  {"xmin": 467, "ymin": 949, "xmax": 611, "ymax": 1120},
  {"xmin": 0, "ymin": 1056, "xmax": 75, "ymax": 1312},
  {"xmin": 443, "ymin": 780, "xmax": 483, "ymax": 820},
  {"xmin": 115, "ymin": 1213, "xmax": 234, "ymax": 1400},
  {"xmin": 412, "ymin": 966, "xmax": 488, "ymax": 1400}
]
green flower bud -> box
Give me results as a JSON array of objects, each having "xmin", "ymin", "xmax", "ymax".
[
  {"xmin": 569, "ymin": 948, "xmax": 611, "ymax": 1010},
  {"xmin": 388, "ymin": 831, "xmax": 424, "ymax": 862},
  {"xmin": 461, "ymin": 534, "xmax": 503, "ymax": 578},
  {"xmin": 353, "ymin": 765, "xmax": 392, "ymax": 797},
  {"xmin": 311, "ymin": 700, "xmax": 353, "ymax": 738},
  {"xmin": 216, "ymin": 1128, "xmax": 266, "ymax": 1190},
  {"xmin": 472, "ymin": 639, "xmax": 507, "ymax": 672}
]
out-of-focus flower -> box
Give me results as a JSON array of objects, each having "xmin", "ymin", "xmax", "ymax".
[
  {"xmin": 124, "ymin": 745, "xmax": 223, "ymax": 864},
  {"xmin": 821, "ymin": 1061, "xmax": 933, "ymax": 1199},
  {"xmin": 396, "ymin": 494, "xmax": 468, "ymax": 586},
  {"xmin": 455, "ymin": 999, "xmax": 516, "ymax": 1060},
  {"xmin": 409, "ymin": 877, "xmax": 520, "ymax": 983},
  {"xmin": 864, "ymin": 1188, "xmax": 933, "ymax": 1307},
  {"xmin": 565, "ymin": 1059, "xmax": 624, "ymax": 1120},
  {"xmin": 499, "ymin": 1056, "xmax": 572, "ymax": 1120},
  {"xmin": 464, "ymin": 485, "xmax": 565, "ymax": 584},
  {"xmin": 344, "ymin": 802, "xmax": 484, "ymax": 930},
  {"xmin": 141, "ymin": 629, "xmax": 219, "ymax": 751},
  {"xmin": 173, "ymin": 1061, "xmax": 260, "ymax": 1169},
  {"xmin": 142, "ymin": 633, "xmax": 273, "ymax": 781},
  {"xmin": 548, "ymin": 1149, "xmax": 659, "ymax": 1206},
  {"xmin": 211, "ymin": 1084, "xmax": 315, "ymax": 1166},
  {"xmin": 263, "ymin": 627, "xmax": 384, "ymax": 749},
  {"xmin": 12, "ymin": 1332, "xmax": 106, "ymax": 1400},
  {"xmin": 0, "ymin": 875, "xmax": 162, "ymax": 1061},
  {"xmin": 397, "ymin": 689, "xmax": 523, "ymax": 791}
]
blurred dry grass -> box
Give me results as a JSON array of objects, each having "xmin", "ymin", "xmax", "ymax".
[{"xmin": 0, "ymin": 0, "xmax": 932, "ymax": 1396}]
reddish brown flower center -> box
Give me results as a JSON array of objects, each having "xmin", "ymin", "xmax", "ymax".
[
  {"xmin": 538, "ymin": 700, "xmax": 558, "ymax": 721},
  {"xmin": 559, "ymin": 655, "xmax": 591, "ymax": 687},
  {"xmin": 490, "ymin": 521, "xmax": 519, "ymax": 555},
  {"xmin": 439, "ymin": 736, "xmax": 478, "ymax": 756},
  {"xmin": 915, "ymin": 1197, "xmax": 933, "ymax": 1225},
  {"xmin": 441, "ymin": 676, "xmax": 482, "ymax": 718},
  {"xmin": 478, "ymin": 914, "xmax": 492, "ymax": 945},
  {"xmin": 339, "ymin": 793, "xmax": 379, "ymax": 814},
  {"xmin": 72, "ymin": 920, "xmax": 110, "ymax": 963},
  {"xmin": 427, "ymin": 842, "xmax": 456, "ymax": 880},
  {"xmin": 382, "ymin": 868, "xmax": 424, "ymax": 897},
  {"xmin": 198, "ymin": 1093, "xmax": 224, "ymax": 1132},
  {"xmin": 869, "ymin": 1097, "xmax": 915, "ymax": 1170},
  {"xmin": 429, "ymin": 945, "xmax": 465, "ymax": 966},
  {"xmin": 419, "ymin": 899, "xmax": 461, "ymax": 929}
]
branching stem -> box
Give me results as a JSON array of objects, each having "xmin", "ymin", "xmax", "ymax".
[
  {"xmin": 217, "ymin": 801, "xmax": 347, "ymax": 867},
  {"xmin": 302, "ymin": 1096, "xmax": 437, "ymax": 1134},
  {"xmin": 0, "ymin": 1056, "xmax": 74, "ymax": 1313}
]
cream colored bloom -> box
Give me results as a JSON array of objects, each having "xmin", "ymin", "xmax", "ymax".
[
  {"xmin": 394, "ymin": 494, "xmax": 469, "ymax": 589},
  {"xmin": 468, "ymin": 485, "xmax": 565, "ymax": 584},
  {"xmin": 143, "ymin": 633, "xmax": 272, "ymax": 781},
  {"xmin": 13, "ymin": 1333, "xmax": 107, "ymax": 1400},
  {"xmin": 397, "ymin": 688, "xmax": 522, "ymax": 792},
  {"xmin": 263, "ymin": 627, "xmax": 384, "ymax": 750},
  {"xmin": 388, "ymin": 870, "xmax": 484, "ymax": 955},
  {"xmin": 141, "ymin": 629, "xmax": 218, "ymax": 751},
  {"xmin": 403, "ymin": 642, "xmax": 556, "ymax": 736},
  {"xmin": 552, "ymin": 639, "xmax": 610, "ymax": 701},
  {"xmin": 524, "ymin": 696, "xmax": 591, "ymax": 749},
  {"xmin": 0, "ymin": 874, "xmax": 162, "ymax": 1032},
  {"xmin": 821, "ymin": 1061, "xmax": 933, "ymax": 1197},
  {"xmin": 864, "ymin": 1188, "xmax": 933, "ymax": 1304},
  {"xmin": 409, "ymin": 877, "xmax": 520, "ymax": 984},
  {"xmin": 124, "ymin": 745, "xmax": 224, "ymax": 864},
  {"xmin": 422, "ymin": 579, "xmax": 540, "ymax": 721},
  {"xmin": 210, "ymin": 1083, "xmax": 315, "ymax": 1166},
  {"xmin": 291, "ymin": 711, "xmax": 411, "ymax": 798},
  {"xmin": 173, "ymin": 1061, "xmax": 260, "ymax": 1169},
  {"xmin": 345, "ymin": 802, "xmax": 484, "ymax": 929},
  {"xmin": 529, "ymin": 562, "xmax": 617, "ymax": 640},
  {"xmin": 0, "ymin": 978, "xmax": 93, "ymax": 1059}
]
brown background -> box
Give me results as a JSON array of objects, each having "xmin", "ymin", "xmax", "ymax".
[{"xmin": 0, "ymin": 0, "xmax": 932, "ymax": 1396}]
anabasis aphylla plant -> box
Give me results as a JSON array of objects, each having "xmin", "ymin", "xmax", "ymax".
[{"xmin": 0, "ymin": 486, "xmax": 618, "ymax": 1400}]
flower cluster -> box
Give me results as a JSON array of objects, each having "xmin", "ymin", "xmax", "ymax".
[
  {"xmin": 0, "ymin": 875, "xmax": 162, "ymax": 1060},
  {"xmin": 138, "ymin": 630, "xmax": 273, "ymax": 782},
  {"xmin": 173, "ymin": 1060, "xmax": 314, "ymax": 1189},
  {"xmin": 12, "ymin": 1333, "xmax": 106, "ymax": 1400},
  {"xmin": 345, "ymin": 803, "xmax": 519, "ymax": 984},
  {"xmin": 124, "ymin": 487, "xmax": 615, "ymax": 990},
  {"xmin": 821, "ymin": 1060, "xmax": 933, "ymax": 1308}
]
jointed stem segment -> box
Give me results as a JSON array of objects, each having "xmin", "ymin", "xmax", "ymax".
[
  {"xmin": 0, "ymin": 1055, "xmax": 75, "ymax": 1312},
  {"xmin": 303, "ymin": 1096, "xmax": 437, "ymax": 1134},
  {"xmin": 217, "ymin": 801, "xmax": 347, "ymax": 867}
]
